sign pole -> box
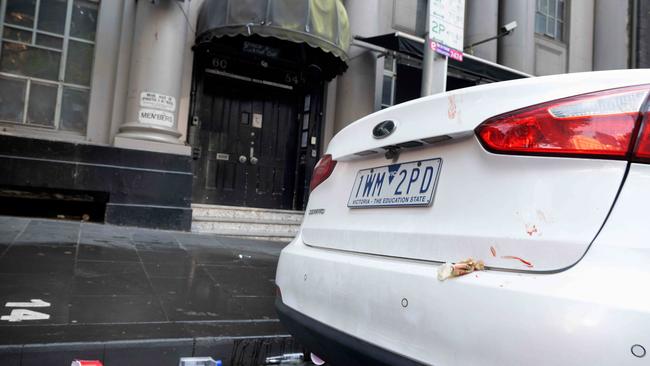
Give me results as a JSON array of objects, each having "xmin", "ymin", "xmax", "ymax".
[
  {"xmin": 421, "ymin": 36, "xmax": 448, "ymax": 96},
  {"xmin": 421, "ymin": 0, "xmax": 465, "ymax": 96}
]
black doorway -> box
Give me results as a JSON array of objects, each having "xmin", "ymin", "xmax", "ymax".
[
  {"xmin": 191, "ymin": 72, "xmax": 300, "ymax": 209},
  {"xmin": 189, "ymin": 37, "xmax": 325, "ymax": 211}
]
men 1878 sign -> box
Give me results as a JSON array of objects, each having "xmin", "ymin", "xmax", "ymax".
[{"xmin": 428, "ymin": 0, "xmax": 465, "ymax": 61}]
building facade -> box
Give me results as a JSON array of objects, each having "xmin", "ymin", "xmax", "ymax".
[{"xmin": 0, "ymin": 0, "xmax": 645, "ymax": 232}]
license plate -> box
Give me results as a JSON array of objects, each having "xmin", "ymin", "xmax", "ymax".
[{"xmin": 347, "ymin": 158, "xmax": 442, "ymax": 208}]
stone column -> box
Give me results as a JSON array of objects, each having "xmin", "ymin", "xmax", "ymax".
[
  {"xmin": 333, "ymin": 0, "xmax": 380, "ymax": 133},
  {"xmin": 114, "ymin": 0, "xmax": 190, "ymax": 154},
  {"xmin": 464, "ymin": 0, "xmax": 498, "ymax": 62},
  {"xmin": 498, "ymin": 0, "xmax": 536, "ymax": 74},
  {"xmin": 593, "ymin": 0, "xmax": 630, "ymax": 70},
  {"xmin": 567, "ymin": 0, "xmax": 594, "ymax": 72}
]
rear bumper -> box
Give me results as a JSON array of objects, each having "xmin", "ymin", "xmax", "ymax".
[
  {"xmin": 275, "ymin": 297, "xmax": 425, "ymax": 366},
  {"xmin": 275, "ymin": 232, "xmax": 650, "ymax": 366}
]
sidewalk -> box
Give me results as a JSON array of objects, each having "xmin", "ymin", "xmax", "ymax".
[{"xmin": 0, "ymin": 216, "xmax": 301, "ymax": 365}]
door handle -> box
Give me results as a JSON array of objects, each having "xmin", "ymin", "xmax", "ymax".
[
  {"xmin": 238, "ymin": 155, "xmax": 247, "ymax": 163},
  {"xmin": 249, "ymin": 146, "xmax": 258, "ymax": 165}
]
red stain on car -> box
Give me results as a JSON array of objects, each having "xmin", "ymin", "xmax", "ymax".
[
  {"xmin": 447, "ymin": 95, "xmax": 457, "ymax": 119},
  {"xmin": 501, "ymin": 255, "xmax": 534, "ymax": 268},
  {"xmin": 526, "ymin": 224, "xmax": 538, "ymax": 236}
]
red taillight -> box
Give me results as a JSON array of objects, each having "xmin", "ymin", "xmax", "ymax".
[
  {"xmin": 634, "ymin": 110, "xmax": 650, "ymax": 161},
  {"xmin": 309, "ymin": 154, "xmax": 337, "ymax": 192},
  {"xmin": 476, "ymin": 85, "xmax": 650, "ymax": 158}
]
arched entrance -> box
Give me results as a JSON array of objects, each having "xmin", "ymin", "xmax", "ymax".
[{"xmin": 189, "ymin": 0, "xmax": 349, "ymax": 211}]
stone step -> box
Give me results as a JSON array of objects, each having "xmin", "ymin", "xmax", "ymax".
[
  {"xmin": 192, "ymin": 216, "xmax": 301, "ymax": 226},
  {"xmin": 191, "ymin": 220, "xmax": 300, "ymax": 236},
  {"xmin": 191, "ymin": 205, "xmax": 303, "ymax": 242},
  {"xmin": 223, "ymin": 235, "xmax": 295, "ymax": 242},
  {"xmin": 191, "ymin": 221, "xmax": 299, "ymax": 242},
  {"xmin": 192, "ymin": 204, "xmax": 304, "ymax": 225}
]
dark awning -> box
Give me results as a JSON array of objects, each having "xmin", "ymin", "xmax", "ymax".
[
  {"xmin": 357, "ymin": 32, "xmax": 531, "ymax": 82},
  {"xmin": 197, "ymin": 0, "xmax": 350, "ymax": 77}
]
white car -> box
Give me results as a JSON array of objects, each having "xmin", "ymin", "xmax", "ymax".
[{"xmin": 275, "ymin": 69, "xmax": 650, "ymax": 366}]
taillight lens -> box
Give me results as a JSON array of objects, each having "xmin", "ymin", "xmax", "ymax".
[
  {"xmin": 476, "ymin": 85, "xmax": 650, "ymax": 158},
  {"xmin": 634, "ymin": 109, "xmax": 650, "ymax": 161},
  {"xmin": 309, "ymin": 154, "xmax": 337, "ymax": 192}
]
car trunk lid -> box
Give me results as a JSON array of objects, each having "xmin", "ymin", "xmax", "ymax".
[{"xmin": 301, "ymin": 70, "xmax": 650, "ymax": 272}]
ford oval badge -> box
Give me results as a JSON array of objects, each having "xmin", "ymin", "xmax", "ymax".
[{"xmin": 372, "ymin": 120, "xmax": 395, "ymax": 139}]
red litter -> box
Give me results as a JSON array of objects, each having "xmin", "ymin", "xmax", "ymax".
[{"xmin": 71, "ymin": 361, "xmax": 103, "ymax": 366}]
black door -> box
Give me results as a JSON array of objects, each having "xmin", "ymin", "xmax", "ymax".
[{"xmin": 191, "ymin": 73, "xmax": 299, "ymax": 209}]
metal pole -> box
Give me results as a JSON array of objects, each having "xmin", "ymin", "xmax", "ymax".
[{"xmin": 421, "ymin": 0, "xmax": 448, "ymax": 96}]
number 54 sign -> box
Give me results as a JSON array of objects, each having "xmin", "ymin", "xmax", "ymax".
[{"xmin": 428, "ymin": 0, "xmax": 465, "ymax": 61}]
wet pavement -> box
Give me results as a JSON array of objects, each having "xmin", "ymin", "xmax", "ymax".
[{"xmin": 0, "ymin": 216, "xmax": 303, "ymax": 365}]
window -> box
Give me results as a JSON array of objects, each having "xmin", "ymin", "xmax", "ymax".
[
  {"xmin": 0, "ymin": 0, "xmax": 99, "ymax": 134},
  {"xmin": 535, "ymin": 0, "xmax": 565, "ymax": 41},
  {"xmin": 380, "ymin": 53, "xmax": 396, "ymax": 109}
]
